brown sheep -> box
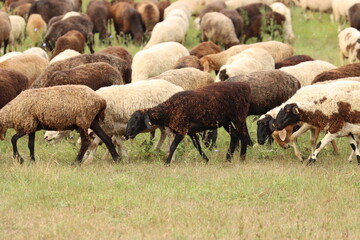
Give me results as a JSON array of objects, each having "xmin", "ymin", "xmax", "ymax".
[
  {"xmin": 173, "ymin": 56, "xmax": 204, "ymax": 71},
  {"xmin": 12, "ymin": 3, "xmax": 32, "ymax": 18},
  {"xmin": 51, "ymin": 30, "xmax": 85, "ymax": 59},
  {"xmin": 275, "ymin": 54, "xmax": 314, "ymax": 69},
  {"xmin": 125, "ymin": 81, "xmax": 252, "ymax": 165},
  {"xmin": 26, "ymin": 14, "xmax": 47, "ymax": 47},
  {"xmin": 312, "ymin": 63, "xmax": 360, "ymax": 84},
  {"xmin": 189, "ymin": 41, "xmax": 222, "ymax": 59},
  {"xmin": 0, "ymin": 85, "xmax": 120, "ymax": 164},
  {"xmin": 136, "ymin": 0, "xmax": 160, "ymax": 33},
  {"xmin": 86, "ymin": 0, "xmax": 112, "ymax": 43},
  {"xmin": 0, "ymin": 11, "xmax": 11, "ymax": 55},
  {"xmin": 0, "ymin": 69, "xmax": 29, "ymax": 109},
  {"xmin": 349, "ymin": 3, "xmax": 360, "ymax": 31},
  {"xmin": 156, "ymin": 0, "xmax": 170, "ymax": 21},
  {"xmin": 199, "ymin": 1, "xmax": 227, "ymax": 20},
  {"xmin": 220, "ymin": 9, "xmax": 244, "ymax": 39},
  {"xmin": 32, "ymin": 53, "xmax": 132, "ymax": 87},
  {"xmin": 97, "ymin": 46, "xmax": 133, "ymax": 66},
  {"xmin": 45, "ymin": 62, "xmax": 124, "ymax": 90}
]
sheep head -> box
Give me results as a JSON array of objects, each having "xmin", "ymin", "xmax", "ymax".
[
  {"xmin": 125, "ymin": 110, "xmax": 152, "ymax": 140},
  {"xmin": 274, "ymin": 103, "xmax": 300, "ymax": 131},
  {"xmin": 256, "ymin": 114, "xmax": 275, "ymax": 145}
]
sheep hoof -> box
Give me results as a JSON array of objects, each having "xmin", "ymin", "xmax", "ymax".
[
  {"xmin": 306, "ymin": 158, "xmax": 316, "ymax": 166},
  {"xmin": 164, "ymin": 162, "xmax": 171, "ymax": 167},
  {"xmin": 13, "ymin": 154, "xmax": 24, "ymax": 164}
]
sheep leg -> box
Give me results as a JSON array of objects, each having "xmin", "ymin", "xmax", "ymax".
[
  {"xmin": 90, "ymin": 120, "xmax": 120, "ymax": 162},
  {"xmin": 331, "ymin": 140, "xmax": 339, "ymax": 155},
  {"xmin": 165, "ymin": 134, "xmax": 184, "ymax": 166},
  {"xmin": 223, "ymin": 125, "xmax": 239, "ymax": 162},
  {"xmin": 348, "ymin": 134, "xmax": 360, "ymax": 164},
  {"xmin": 3, "ymin": 39, "xmax": 9, "ymax": 55},
  {"xmin": 307, "ymin": 132, "xmax": 337, "ymax": 165},
  {"xmin": 189, "ymin": 133, "xmax": 209, "ymax": 162},
  {"xmin": 290, "ymin": 124, "xmax": 312, "ymax": 161},
  {"xmin": 28, "ymin": 132, "xmax": 36, "ymax": 162},
  {"xmin": 74, "ymin": 128, "xmax": 91, "ymax": 164},
  {"xmin": 11, "ymin": 131, "xmax": 27, "ymax": 164},
  {"xmin": 155, "ymin": 128, "xmax": 166, "ymax": 150}
]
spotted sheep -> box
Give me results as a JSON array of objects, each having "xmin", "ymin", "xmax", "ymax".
[{"xmin": 338, "ymin": 27, "xmax": 360, "ymax": 65}]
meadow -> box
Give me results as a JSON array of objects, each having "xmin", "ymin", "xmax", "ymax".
[{"xmin": 1, "ymin": 2, "xmax": 360, "ymax": 239}]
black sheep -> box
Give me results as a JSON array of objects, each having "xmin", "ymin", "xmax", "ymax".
[{"xmin": 125, "ymin": 81, "xmax": 252, "ymax": 165}]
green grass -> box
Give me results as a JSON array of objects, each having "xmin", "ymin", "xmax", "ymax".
[{"xmin": 0, "ymin": 2, "xmax": 359, "ymax": 240}]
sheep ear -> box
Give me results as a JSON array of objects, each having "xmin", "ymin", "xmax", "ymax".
[
  {"xmin": 292, "ymin": 106, "xmax": 300, "ymax": 115},
  {"xmin": 144, "ymin": 114, "xmax": 152, "ymax": 130},
  {"xmin": 202, "ymin": 59, "xmax": 210, "ymax": 72},
  {"xmin": 278, "ymin": 129, "xmax": 287, "ymax": 142}
]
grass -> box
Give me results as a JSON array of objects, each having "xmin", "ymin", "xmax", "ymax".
[{"xmin": 1, "ymin": 2, "xmax": 360, "ymax": 240}]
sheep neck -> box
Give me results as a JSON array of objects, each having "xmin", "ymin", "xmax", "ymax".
[{"xmin": 146, "ymin": 105, "xmax": 168, "ymax": 127}]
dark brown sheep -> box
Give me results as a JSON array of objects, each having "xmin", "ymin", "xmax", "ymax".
[
  {"xmin": 32, "ymin": 53, "xmax": 132, "ymax": 88},
  {"xmin": 45, "ymin": 62, "xmax": 124, "ymax": 90},
  {"xmin": 28, "ymin": 0, "xmax": 82, "ymax": 23},
  {"xmin": 189, "ymin": 41, "xmax": 222, "ymax": 59},
  {"xmin": 97, "ymin": 46, "xmax": 133, "ymax": 66},
  {"xmin": 349, "ymin": 3, "xmax": 360, "ymax": 31},
  {"xmin": 236, "ymin": 3, "xmax": 272, "ymax": 21},
  {"xmin": 125, "ymin": 81, "xmax": 252, "ymax": 165},
  {"xmin": 199, "ymin": 1, "xmax": 227, "ymax": 20},
  {"xmin": 43, "ymin": 14, "xmax": 94, "ymax": 53},
  {"xmin": 156, "ymin": 0, "xmax": 170, "ymax": 21},
  {"xmin": 0, "ymin": 69, "xmax": 29, "ymax": 109},
  {"xmin": 312, "ymin": 63, "xmax": 360, "ymax": 84},
  {"xmin": 12, "ymin": 3, "xmax": 32, "ymax": 18},
  {"xmin": 220, "ymin": 9, "xmax": 244, "ymax": 39},
  {"xmin": 136, "ymin": 0, "xmax": 160, "ymax": 33},
  {"xmin": 51, "ymin": 30, "xmax": 85, "ymax": 59},
  {"xmin": 275, "ymin": 54, "xmax": 314, "ymax": 69},
  {"xmin": 86, "ymin": 0, "xmax": 111, "ymax": 43},
  {"xmin": 173, "ymin": 56, "xmax": 204, "ymax": 71}
]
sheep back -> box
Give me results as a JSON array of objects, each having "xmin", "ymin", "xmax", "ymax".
[
  {"xmin": 0, "ymin": 69, "xmax": 29, "ymax": 109},
  {"xmin": 275, "ymin": 54, "xmax": 314, "ymax": 69},
  {"xmin": 312, "ymin": 63, "xmax": 360, "ymax": 84}
]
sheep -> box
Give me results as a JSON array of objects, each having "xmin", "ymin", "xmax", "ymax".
[
  {"xmin": 173, "ymin": 56, "xmax": 204, "ymax": 71},
  {"xmin": 199, "ymin": 1, "xmax": 227, "ymax": 20},
  {"xmin": 86, "ymin": 0, "xmax": 111, "ymax": 43},
  {"xmin": 200, "ymin": 12, "xmax": 239, "ymax": 49},
  {"xmin": 125, "ymin": 81, "xmax": 252, "ymax": 165},
  {"xmin": 220, "ymin": 9, "xmax": 244, "ymax": 39},
  {"xmin": 312, "ymin": 63, "xmax": 360, "ymax": 84},
  {"xmin": 189, "ymin": 41, "xmax": 222, "ymax": 59},
  {"xmin": 23, "ymin": 47, "xmax": 49, "ymax": 61},
  {"xmin": 32, "ymin": 53, "xmax": 132, "ymax": 87},
  {"xmin": 156, "ymin": 0, "xmax": 170, "ymax": 21},
  {"xmin": 97, "ymin": 46, "xmax": 133, "ymax": 66},
  {"xmin": 149, "ymin": 67, "xmax": 214, "ymax": 90},
  {"xmin": 279, "ymin": 60, "xmax": 337, "ymax": 86},
  {"xmin": 349, "ymin": 3, "xmax": 360, "ymax": 31},
  {"xmin": 275, "ymin": 55, "xmax": 314, "ymax": 69},
  {"xmin": 136, "ymin": 0, "xmax": 160, "ymax": 33},
  {"xmin": 132, "ymin": 42, "xmax": 189, "ymax": 82},
  {"xmin": 200, "ymin": 40, "xmax": 294, "ymax": 72},
  {"xmin": 338, "ymin": 27, "xmax": 360, "ymax": 65},
  {"xmin": 0, "ymin": 85, "xmax": 120, "ymax": 164},
  {"xmin": 49, "ymin": 49, "xmax": 81, "ymax": 64},
  {"xmin": 0, "ymin": 53, "xmax": 49, "ymax": 85},
  {"xmin": 51, "ymin": 30, "xmax": 85, "ymax": 59},
  {"xmin": 273, "ymin": 80, "xmax": 360, "ymax": 165},
  {"xmin": 43, "ymin": 14, "xmax": 94, "ymax": 53},
  {"xmin": 270, "ymin": 2, "xmax": 295, "ymax": 44},
  {"xmin": 292, "ymin": 0, "xmax": 332, "ymax": 13},
  {"xmin": 12, "ymin": 3, "xmax": 31, "ymax": 18},
  {"xmin": 0, "ymin": 69, "xmax": 29, "ymax": 109},
  {"xmin": 45, "ymin": 80, "xmax": 184, "ymax": 163},
  {"xmin": 216, "ymin": 47, "xmax": 275, "ymax": 81},
  {"xmin": 0, "ymin": 11, "xmax": 11, "ymax": 55},
  {"xmin": 332, "ymin": 0, "xmax": 360, "ymax": 32},
  {"xmin": 163, "ymin": 1, "xmax": 191, "ymax": 21},
  {"xmin": 8, "ymin": 15, "xmax": 25, "ymax": 51},
  {"xmin": 26, "ymin": 14, "xmax": 47, "ymax": 47},
  {"xmin": 0, "ymin": 51, "xmax": 22, "ymax": 62}
]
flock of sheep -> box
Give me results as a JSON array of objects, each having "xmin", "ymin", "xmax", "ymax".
[{"xmin": 1, "ymin": 0, "xmax": 360, "ymax": 166}]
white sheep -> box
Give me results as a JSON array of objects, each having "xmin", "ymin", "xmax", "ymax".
[
  {"xmin": 270, "ymin": 2, "xmax": 296, "ymax": 44},
  {"xmin": 338, "ymin": 27, "xmax": 360, "ymax": 65},
  {"xmin": 132, "ymin": 42, "xmax": 189, "ymax": 82},
  {"xmin": 23, "ymin": 47, "xmax": 49, "ymax": 61},
  {"xmin": 149, "ymin": 67, "xmax": 214, "ymax": 90},
  {"xmin": 49, "ymin": 49, "xmax": 81, "ymax": 64},
  {"xmin": 226, "ymin": 47, "xmax": 275, "ymax": 70},
  {"xmin": 164, "ymin": 1, "xmax": 191, "ymax": 20},
  {"xmin": 332, "ymin": 0, "xmax": 360, "ymax": 32},
  {"xmin": 279, "ymin": 60, "xmax": 337, "ymax": 86},
  {"xmin": 0, "ymin": 51, "xmax": 22, "ymax": 63},
  {"xmin": 200, "ymin": 12, "xmax": 239, "ymax": 49},
  {"xmin": 225, "ymin": 0, "xmax": 276, "ymax": 10},
  {"xmin": 292, "ymin": 0, "xmax": 332, "ymax": 13},
  {"xmin": 9, "ymin": 15, "xmax": 25, "ymax": 51}
]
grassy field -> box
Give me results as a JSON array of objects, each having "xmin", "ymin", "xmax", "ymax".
[{"xmin": 1, "ymin": 2, "xmax": 360, "ymax": 240}]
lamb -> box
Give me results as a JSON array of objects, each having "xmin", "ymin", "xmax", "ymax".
[
  {"xmin": 131, "ymin": 42, "xmax": 189, "ymax": 82},
  {"xmin": 0, "ymin": 11, "xmax": 11, "ymax": 54},
  {"xmin": 273, "ymin": 80, "xmax": 360, "ymax": 164},
  {"xmin": 270, "ymin": 2, "xmax": 295, "ymax": 44},
  {"xmin": 8, "ymin": 15, "xmax": 26, "ymax": 51},
  {"xmin": 51, "ymin": 30, "xmax": 85, "ymax": 59},
  {"xmin": 0, "ymin": 69, "xmax": 29, "ymax": 109},
  {"xmin": 216, "ymin": 47, "xmax": 275, "ymax": 81},
  {"xmin": 200, "ymin": 12, "xmax": 239, "ymax": 49},
  {"xmin": 45, "ymin": 80, "xmax": 184, "ymax": 163},
  {"xmin": 0, "ymin": 85, "xmax": 120, "ymax": 164},
  {"xmin": 136, "ymin": 0, "xmax": 160, "ymax": 33},
  {"xmin": 26, "ymin": 14, "xmax": 47, "ymax": 47},
  {"xmin": 189, "ymin": 41, "xmax": 222, "ymax": 59},
  {"xmin": 312, "ymin": 63, "xmax": 360, "ymax": 84},
  {"xmin": 279, "ymin": 60, "xmax": 337, "ymax": 86},
  {"xmin": 86, "ymin": 0, "xmax": 111, "ymax": 43},
  {"xmin": 173, "ymin": 56, "xmax": 204, "ymax": 71},
  {"xmin": 332, "ymin": 0, "xmax": 360, "ymax": 32},
  {"xmin": 32, "ymin": 53, "xmax": 132, "ymax": 87},
  {"xmin": 0, "ymin": 53, "xmax": 49, "ymax": 85},
  {"xmin": 97, "ymin": 46, "xmax": 133, "ymax": 66},
  {"xmin": 49, "ymin": 49, "xmax": 81, "ymax": 64},
  {"xmin": 338, "ymin": 27, "xmax": 360, "ymax": 65},
  {"xmin": 349, "ymin": 3, "xmax": 360, "ymax": 31},
  {"xmin": 44, "ymin": 62, "xmax": 124, "ymax": 90},
  {"xmin": 200, "ymin": 40, "xmax": 294, "ymax": 72},
  {"xmin": 275, "ymin": 55, "xmax": 314, "ymax": 69},
  {"xmin": 125, "ymin": 81, "xmax": 252, "ymax": 165},
  {"xmin": 149, "ymin": 67, "xmax": 214, "ymax": 90}
]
